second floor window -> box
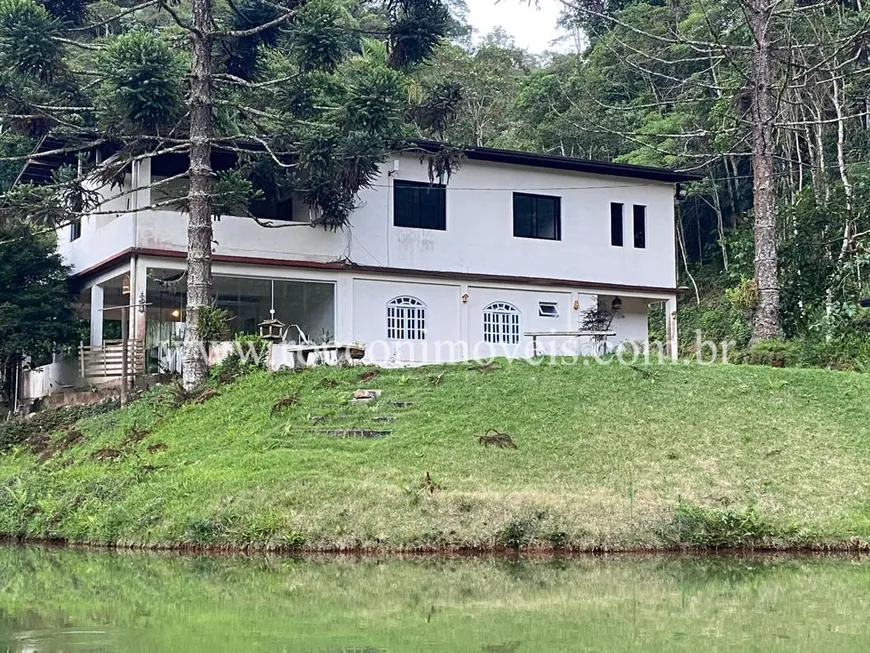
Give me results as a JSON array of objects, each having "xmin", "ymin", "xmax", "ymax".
[
  {"xmin": 70, "ymin": 219, "xmax": 81, "ymax": 241},
  {"xmin": 513, "ymin": 193, "xmax": 561, "ymax": 240},
  {"xmin": 387, "ymin": 296, "xmax": 426, "ymax": 340},
  {"xmin": 250, "ymin": 196, "xmax": 294, "ymax": 221},
  {"xmin": 394, "ymin": 180, "xmax": 446, "ymax": 230},
  {"xmin": 633, "ymin": 205, "xmax": 646, "ymax": 248},
  {"xmin": 610, "ymin": 203, "xmax": 624, "ymax": 246}
]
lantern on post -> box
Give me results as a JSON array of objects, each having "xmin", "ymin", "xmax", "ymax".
[{"xmin": 258, "ymin": 280, "xmax": 286, "ymax": 342}]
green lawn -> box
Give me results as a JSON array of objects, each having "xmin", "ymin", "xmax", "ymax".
[{"xmin": 2, "ymin": 359, "xmax": 870, "ymax": 551}]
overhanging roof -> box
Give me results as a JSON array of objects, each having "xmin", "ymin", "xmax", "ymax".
[
  {"xmin": 409, "ymin": 139, "xmax": 701, "ymax": 184},
  {"xmin": 14, "ymin": 135, "xmax": 84, "ymax": 185},
  {"xmin": 15, "ymin": 135, "xmax": 702, "ymax": 186}
]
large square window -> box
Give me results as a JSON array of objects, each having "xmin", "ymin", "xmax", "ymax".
[
  {"xmin": 513, "ymin": 193, "xmax": 561, "ymax": 240},
  {"xmin": 394, "ymin": 180, "xmax": 446, "ymax": 230}
]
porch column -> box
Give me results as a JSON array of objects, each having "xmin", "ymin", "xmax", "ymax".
[
  {"xmin": 665, "ymin": 295, "xmax": 678, "ymax": 361},
  {"xmin": 130, "ymin": 257, "xmax": 148, "ymax": 341},
  {"xmin": 334, "ymin": 275, "xmax": 353, "ymax": 343},
  {"xmin": 90, "ymin": 284, "xmax": 104, "ymax": 347},
  {"xmin": 131, "ymin": 157, "xmax": 151, "ymax": 211},
  {"xmin": 459, "ymin": 283, "xmax": 469, "ymax": 361}
]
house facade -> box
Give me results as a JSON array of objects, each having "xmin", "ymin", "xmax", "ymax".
[{"xmin": 20, "ymin": 142, "xmax": 694, "ymax": 396}]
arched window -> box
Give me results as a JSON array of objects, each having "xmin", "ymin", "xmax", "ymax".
[
  {"xmin": 387, "ymin": 296, "xmax": 426, "ymax": 340},
  {"xmin": 483, "ymin": 302, "xmax": 521, "ymax": 344}
]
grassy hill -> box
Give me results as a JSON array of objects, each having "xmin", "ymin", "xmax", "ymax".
[{"xmin": 2, "ymin": 359, "xmax": 870, "ymax": 552}]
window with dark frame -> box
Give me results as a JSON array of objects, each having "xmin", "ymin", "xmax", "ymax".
[
  {"xmin": 393, "ymin": 180, "xmax": 446, "ymax": 230},
  {"xmin": 633, "ymin": 205, "xmax": 646, "ymax": 248},
  {"xmin": 513, "ymin": 193, "xmax": 561, "ymax": 240},
  {"xmin": 610, "ymin": 202, "xmax": 624, "ymax": 247},
  {"xmin": 70, "ymin": 219, "xmax": 81, "ymax": 241}
]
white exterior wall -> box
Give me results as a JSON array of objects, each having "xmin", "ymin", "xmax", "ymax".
[
  {"xmin": 608, "ymin": 296, "xmax": 653, "ymax": 350},
  {"xmin": 58, "ymin": 211, "xmax": 137, "ymax": 274},
  {"xmin": 349, "ymin": 154, "xmax": 678, "ymax": 289},
  {"xmin": 45, "ymin": 149, "xmax": 682, "ymax": 386},
  {"xmin": 352, "ymin": 277, "xmax": 463, "ymax": 364},
  {"xmin": 137, "ymin": 208, "xmax": 347, "ymax": 262},
  {"xmin": 348, "ymin": 272, "xmax": 662, "ymax": 365},
  {"xmin": 57, "ymin": 152, "xmax": 678, "ymax": 293},
  {"xmin": 465, "ymin": 285, "xmax": 573, "ymax": 358}
]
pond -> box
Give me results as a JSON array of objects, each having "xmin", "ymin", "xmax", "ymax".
[{"xmin": 1, "ymin": 546, "xmax": 869, "ymax": 652}]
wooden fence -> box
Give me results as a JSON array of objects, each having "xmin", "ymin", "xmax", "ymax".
[{"xmin": 78, "ymin": 340, "xmax": 145, "ymax": 379}]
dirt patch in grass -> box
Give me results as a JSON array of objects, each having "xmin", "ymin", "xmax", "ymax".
[{"xmin": 92, "ymin": 448, "xmax": 124, "ymax": 462}]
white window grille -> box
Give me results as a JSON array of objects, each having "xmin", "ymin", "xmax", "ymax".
[
  {"xmin": 483, "ymin": 302, "xmax": 521, "ymax": 344},
  {"xmin": 387, "ymin": 296, "xmax": 426, "ymax": 340}
]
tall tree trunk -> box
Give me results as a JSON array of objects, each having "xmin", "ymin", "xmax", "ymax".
[
  {"xmin": 711, "ymin": 184, "xmax": 729, "ymax": 270},
  {"xmin": 748, "ymin": 0, "xmax": 779, "ymax": 342},
  {"xmin": 825, "ymin": 75, "xmax": 854, "ymax": 338},
  {"xmin": 182, "ymin": 0, "xmax": 215, "ymax": 389}
]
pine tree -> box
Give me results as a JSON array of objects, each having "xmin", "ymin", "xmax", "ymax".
[
  {"xmin": 0, "ymin": 0, "xmax": 450, "ymax": 388},
  {"xmin": 0, "ymin": 220, "xmax": 78, "ymax": 410}
]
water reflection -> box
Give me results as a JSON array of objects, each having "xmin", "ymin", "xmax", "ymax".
[{"xmin": 0, "ymin": 547, "xmax": 869, "ymax": 652}]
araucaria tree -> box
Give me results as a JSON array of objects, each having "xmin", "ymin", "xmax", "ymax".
[{"xmin": 0, "ymin": 0, "xmax": 450, "ymax": 388}]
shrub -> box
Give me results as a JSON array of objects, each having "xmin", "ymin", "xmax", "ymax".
[
  {"xmin": 498, "ymin": 518, "xmax": 532, "ymax": 549},
  {"xmin": 725, "ymin": 277, "xmax": 758, "ymax": 313},
  {"xmin": 743, "ymin": 340, "xmax": 801, "ymax": 368},
  {"xmin": 659, "ymin": 500, "xmax": 793, "ymax": 548},
  {"xmin": 210, "ymin": 333, "xmax": 270, "ymax": 383},
  {"xmin": 197, "ymin": 304, "xmax": 232, "ymax": 345},
  {"xmin": 0, "ymin": 400, "xmax": 118, "ymax": 452},
  {"xmin": 797, "ymin": 333, "xmax": 870, "ymax": 372}
]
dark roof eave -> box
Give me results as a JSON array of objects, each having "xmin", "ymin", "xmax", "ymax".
[
  {"xmin": 16, "ymin": 134, "xmax": 702, "ymax": 186},
  {"xmin": 408, "ymin": 139, "xmax": 702, "ymax": 184}
]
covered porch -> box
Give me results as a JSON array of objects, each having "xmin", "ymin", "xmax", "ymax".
[
  {"xmin": 21, "ymin": 262, "xmax": 339, "ymax": 402},
  {"xmin": 141, "ymin": 267, "xmax": 337, "ymax": 374}
]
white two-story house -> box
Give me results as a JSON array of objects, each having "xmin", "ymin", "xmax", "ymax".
[{"xmin": 19, "ymin": 139, "xmax": 695, "ymax": 393}]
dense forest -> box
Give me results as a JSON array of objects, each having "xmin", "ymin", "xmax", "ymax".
[
  {"xmin": 1, "ymin": 0, "xmax": 870, "ymax": 374},
  {"xmin": 425, "ymin": 0, "xmax": 870, "ymax": 367}
]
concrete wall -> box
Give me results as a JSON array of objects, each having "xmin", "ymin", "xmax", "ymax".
[
  {"xmin": 19, "ymin": 356, "xmax": 83, "ymax": 401},
  {"xmin": 137, "ymin": 209, "xmax": 347, "ymax": 263},
  {"xmin": 58, "ymin": 153, "xmax": 678, "ymax": 291},
  {"xmin": 350, "ymin": 154, "xmax": 678, "ymax": 289},
  {"xmin": 352, "ymin": 277, "xmax": 463, "ymax": 364},
  {"xmin": 348, "ymin": 271, "xmax": 656, "ymax": 365},
  {"xmin": 58, "ymin": 212, "xmax": 136, "ymax": 274}
]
